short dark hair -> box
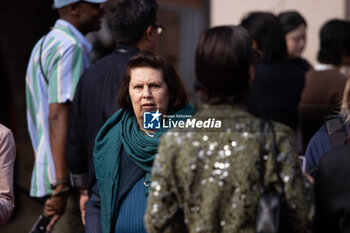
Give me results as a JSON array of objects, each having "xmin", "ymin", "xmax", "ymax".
[
  {"xmin": 241, "ymin": 12, "xmax": 288, "ymax": 63},
  {"xmin": 106, "ymin": 0, "xmax": 158, "ymax": 45},
  {"xmin": 195, "ymin": 26, "xmax": 255, "ymax": 105},
  {"xmin": 317, "ymin": 19, "xmax": 350, "ymax": 65},
  {"xmin": 118, "ymin": 51, "xmax": 190, "ymax": 110},
  {"xmin": 278, "ymin": 11, "xmax": 307, "ymax": 35}
]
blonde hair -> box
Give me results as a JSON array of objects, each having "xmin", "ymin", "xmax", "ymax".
[{"xmin": 340, "ymin": 78, "xmax": 350, "ymax": 123}]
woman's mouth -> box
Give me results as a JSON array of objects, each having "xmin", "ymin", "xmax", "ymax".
[{"xmin": 142, "ymin": 104, "xmax": 156, "ymax": 111}]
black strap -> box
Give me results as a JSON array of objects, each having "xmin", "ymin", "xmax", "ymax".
[
  {"xmin": 258, "ymin": 120, "xmax": 267, "ymax": 191},
  {"xmin": 39, "ymin": 34, "xmax": 49, "ymax": 84},
  {"xmin": 325, "ymin": 117, "xmax": 347, "ymax": 148},
  {"xmin": 258, "ymin": 120, "xmax": 284, "ymax": 194}
]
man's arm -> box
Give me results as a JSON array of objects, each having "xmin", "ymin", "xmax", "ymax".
[
  {"xmin": 45, "ymin": 102, "xmax": 70, "ymax": 231},
  {"xmin": 49, "ymin": 103, "xmax": 70, "ymax": 181}
]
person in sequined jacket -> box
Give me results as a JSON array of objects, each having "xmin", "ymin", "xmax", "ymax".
[{"xmin": 145, "ymin": 25, "xmax": 314, "ymax": 233}]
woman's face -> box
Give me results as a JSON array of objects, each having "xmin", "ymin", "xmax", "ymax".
[
  {"xmin": 129, "ymin": 67, "xmax": 170, "ymax": 128},
  {"xmin": 285, "ymin": 24, "xmax": 307, "ymax": 59}
]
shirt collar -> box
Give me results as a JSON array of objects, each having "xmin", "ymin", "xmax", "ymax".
[
  {"xmin": 314, "ymin": 63, "xmax": 336, "ymax": 71},
  {"xmin": 115, "ymin": 44, "xmax": 140, "ymax": 54},
  {"xmin": 54, "ymin": 19, "xmax": 92, "ymax": 54}
]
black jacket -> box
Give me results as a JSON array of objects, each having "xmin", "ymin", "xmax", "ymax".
[
  {"xmin": 314, "ymin": 144, "xmax": 350, "ymax": 233},
  {"xmin": 66, "ymin": 45, "xmax": 139, "ymax": 188},
  {"xmin": 247, "ymin": 61, "xmax": 305, "ymax": 129}
]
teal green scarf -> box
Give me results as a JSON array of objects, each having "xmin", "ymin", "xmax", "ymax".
[{"xmin": 93, "ymin": 104, "xmax": 195, "ymax": 233}]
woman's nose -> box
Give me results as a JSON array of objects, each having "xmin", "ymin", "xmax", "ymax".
[{"xmin": 142, "ymin": 87, "xmax": 152, "ymax": 98}]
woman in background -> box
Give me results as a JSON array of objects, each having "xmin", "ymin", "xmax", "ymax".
[
  {"xmin": 241, "ymin": 12, "xmax": 305, "ymax": 130},
  {"xmin": 300, "ymin": 19, "xmax": 350, "ymax": 153},
  {"xmin": 278, "ymin": 10, "xmax": 311, "ymax": 72}
]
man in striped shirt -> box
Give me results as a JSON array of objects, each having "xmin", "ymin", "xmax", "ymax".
[{"xmin": 25, "ymin": 0, "xmax": 106, "ymax": 231}]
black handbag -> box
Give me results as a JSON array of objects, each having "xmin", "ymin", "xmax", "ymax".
[{"xmin": 256, "ymin": 120, "xmax": 288, "ymax": 233}]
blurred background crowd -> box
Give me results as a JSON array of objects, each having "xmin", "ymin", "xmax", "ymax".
[{"xmin": 1, "ymin": 0, "xmax": 350, "ymax": 232}]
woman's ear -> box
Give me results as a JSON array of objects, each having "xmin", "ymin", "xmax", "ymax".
[
  {"xmin": 145, "ymin": 26, "xmax": 155, "ymax": 42},
  {"xmin": 137, "ymin": 26, "xmax": 158, "ymax": 52},
  {"xmin": 66, "ymin": 3, "xmax": 80, "ymax": 16}
]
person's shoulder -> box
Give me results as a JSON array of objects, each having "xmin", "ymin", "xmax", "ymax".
[
  {"xmin": 270, "ymin": 120, "xmax": 293, "ymax": 133},
  {"xmin": 309, "ymin": 124, "xmax": 328, "ymax": 142},
  {"xmin": 79, "ymin": 53, "xmax": 119, "ymax": 80},
  {"xmin": 0, "ymin": 124, "xmax": 13, "ymax": 140},
  {"xmin": 90, "ymin": 53, "xmax": 117, "ymax": 69},
  {"xmin": 46, "ymin": 25, "xmax": 86, "ymax": 52},
  {"xmin": 86, "ymin": 51, "xmax": 135, "ymax": 74},
  {"xmin": 293, "ymin": 57, "xmax": 312, "ymax": 72},
  {"xmin": 307, "ymin": 68, "xmax": 344, "ymax": 80},
  {"xmin": 0, "ymin": 124, "xmax": 14, "ymax": 149},
  {"xmin": 281, "ymin": 60, "xmax": 305, "ymax": 75},
  {"xmin": 319, "ymin": 145, "xmax": 350, "ymax": 176},
  {"xmin": 257, "ymin": 61, "xmax": 304, "ymax": 78},
  {"xmin": 322, "ymin": 144, "xmax": 350, "ymax": 161}
]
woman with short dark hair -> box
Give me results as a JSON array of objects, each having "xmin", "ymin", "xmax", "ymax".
[
  {"xmin": 145, "ymin": 25, "xmax": 313, "ymax": 233},
  {"xmin": 195, "ymin": 26, "xmax": 253, "ymax": 105},
  {"xmin": 241, "ymin": 12, "xmax": 305, "ymax": 130},
  {"xmin": 317, "ymin": 19, "xmax": 350, "ymax": 65},
  {"xmin": 88, "ymin": 51, "xmax": 194, "ymax": 233}
]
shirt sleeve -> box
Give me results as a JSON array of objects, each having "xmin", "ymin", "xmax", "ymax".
[
  {"xmin": 145, "ymin": 133, "xmax": 187, "ymax": 233},
  {"xmin": 48, "ymin": 44, "xmax": 85, "ymax": 104},
  {"xmin": 0, "ymin": 126, "xmax": 16, "ymax": 224}
]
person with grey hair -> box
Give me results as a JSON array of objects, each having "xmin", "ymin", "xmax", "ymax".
[{"xmin": 25, "ymin": 0, "xmax": 106, "ymax": 231}]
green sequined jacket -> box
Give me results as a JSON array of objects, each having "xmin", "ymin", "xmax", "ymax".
[{"xmin": 145, "ymin": 106, "xmax": 313, "ymax": 233}]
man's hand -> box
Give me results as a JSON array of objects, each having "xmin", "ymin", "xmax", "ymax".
[
  {"xmin": 47, "ymin": 102, "xmax": 70, "ymax": 231},
  {"xmin": 79, "ymin": 189, "xmax": 89, "ymax": 225},
  {"xmin": 46, "ymin": 214, "xmax": 61, "ymax": 233},
  {"xmin": 44, "ymin": 184, "xmax": 69, "ymax": 232}
]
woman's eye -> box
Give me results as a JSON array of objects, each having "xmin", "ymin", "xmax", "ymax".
[
  {"xmin": 134, "ymin": 85, "xmax": 142, "ymax": 89},
  {"xmin": 150, "ymin": 84, "xmax": 160, "ymax": 89}
]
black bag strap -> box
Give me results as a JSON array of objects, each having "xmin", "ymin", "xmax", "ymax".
[
  {"xmin": 258, "ymin": 120, "xmax": 284, "ymax": 194},
  {"xmin": 39, "ymin": 34, "xmax": 49, "ymax": 85},
  {"xmin": 325, "ymin": 117, "xmax": 347, "ymax": 148}
]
